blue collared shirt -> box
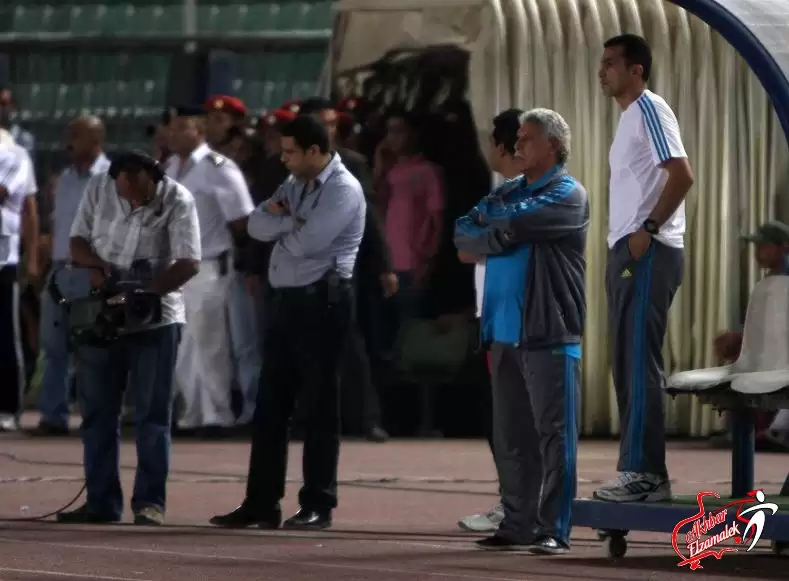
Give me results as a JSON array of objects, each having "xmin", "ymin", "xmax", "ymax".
[
  {"xmin": 51, "ymin": 154, "xmax": 110, "ymax": 261},
  {"xmin": 247, "ymin": 153, "xmax": 366, "ymax": 288}
]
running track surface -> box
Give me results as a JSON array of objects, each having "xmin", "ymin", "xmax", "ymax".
[{"xmin": 0, "ymin": 414, "xmax": 787, "ymax": 581}]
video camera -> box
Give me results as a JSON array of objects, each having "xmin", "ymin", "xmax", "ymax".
[{"xmin": 49, "ymin": 261, "xmax": 163, "ymax": 345}]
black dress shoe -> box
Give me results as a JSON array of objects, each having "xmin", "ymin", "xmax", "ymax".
[
  {"xmin": 283, "ymin": 508, "xmax": 332, "ymax": 530},
  {"xmin": 209, "ymin": 504, "xmax": 281, "ymax": 529},
  {"xmin": 56, "ymin": 504, "xmax": 121, "ymax": 524},
  {"xmin": 476, "ymin": 535, "xmax": 535, "ymax": 552},
  {"xmin": 29, "ymin": 422, "xmax": 70, "ymax": 437}
]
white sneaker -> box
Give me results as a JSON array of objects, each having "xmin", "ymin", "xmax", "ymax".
[
  {"xmin": 593, "ymin": 472, "xmax": 672, "ymax": 502},
  {"xmin": 458, "ymin": 504, "xmax": 504, "ymax": 532},
  {"xmin": 0, "ymin": 414, "xmax": 18, "ymax": 432}
]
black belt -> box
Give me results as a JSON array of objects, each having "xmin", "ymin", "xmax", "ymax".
[
  {"xmin": 204, "ymin": 251, "xmax": 230, "ymax": 275},
  {"xmin": 273, "ymin": 278, "xmax": 353, "ymax": 297}
]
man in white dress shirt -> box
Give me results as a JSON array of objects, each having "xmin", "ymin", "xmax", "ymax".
[{"xmin": 166, "ymin": 105, "xmax": 256, "ymax": 433}]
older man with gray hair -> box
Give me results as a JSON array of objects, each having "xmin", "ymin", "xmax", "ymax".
[{"xmin": 454, "ymin": 108, "xmax": 589, "ymax": 555}]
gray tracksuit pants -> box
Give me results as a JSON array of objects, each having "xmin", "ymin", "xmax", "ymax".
[
  {"xmin": 606, "ymin": 236, "xmax": 684, "ymax": 477},
  {"xmin": 490, "ymin": 343, "xmax": 581, "ymax": 545}
]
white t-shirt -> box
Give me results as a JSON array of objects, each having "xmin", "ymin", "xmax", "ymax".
[
  {"xmin": 608, "ymin": 89, "xmax": 687, "ymax": 249},
  {"xmin": 475, "ymin": 261, "xmax": 485, "ymax": 317}
]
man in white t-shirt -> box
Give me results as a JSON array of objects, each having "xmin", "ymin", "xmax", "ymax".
[
  {"xmin": 594, "ymin": 34, "xmax": 695, "ymax": 503},
  {"xmin": 458, "ymin": 108, "xmax": 524, "ymax": 533}
]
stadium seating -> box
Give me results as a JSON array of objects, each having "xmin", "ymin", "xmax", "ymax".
[
  {"xmin": 2, "ymin": 0, "xmax": 332, "ymax": 178},
  {"xmin": 9, "ymin": 2, "xmax": 333, "ymax": 36}
]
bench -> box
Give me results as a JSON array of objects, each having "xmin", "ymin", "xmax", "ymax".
[{"xmin": 573, "ymin": 275, "xmax": 789, "ymax": 558}]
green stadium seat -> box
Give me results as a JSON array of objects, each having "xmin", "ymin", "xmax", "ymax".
[
  {"xmin": 29, "ymin": 83, "xmax": 58, "ymax": 121},
  {"xmin": 246, "ymin": 3, "xmax": 280, "ymax": 32},
  {"xmin": 112, "ymin": 81, "xmax": 135, "ymax": 117},
  {"xmin": 307, "ymin": 0, "xmax": 333, "ymax": 29},
  {"xmin": 274, "ymin": 3, "xmax": 301, "ymax": 31},
  {"xmin": 13, "ymin": 6, "xmax": 46, "ymax": 34},
  {"xmin": 138, "ymin": 5, "xmax": 183, "ymax": 35},
  {"xmin": 103, "ymin": 5, "xmax": 135, "ymax": 35},
  {"xmin": 276, "ymin": 2, "xmax": 326, "ymax": 31},
  {"xmin": 198, "ymin": 4, "xmax": 246, "ymax": 34},
  {"xmin": 53, "ymin": 84, "xmax": 72, "ymax": 119},
  {"xmin": 69, "ymin": 5, "xmax": 106, "ymax": 36},
  {"xmin": 48, "ymin": 5, "xmax": 73, "ymax": 33}
]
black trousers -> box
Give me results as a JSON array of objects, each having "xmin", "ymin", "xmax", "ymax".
[
  {"xmin": 0, "ymin": 265, "xmax": 24, "ymax": 416},
  {"xmin": 245, "ymin": 281, "xmax": 353, "ymax": 512},
  {"xmin": 339, "ymin": 278, "xmax": 383, "ymax": 432}
]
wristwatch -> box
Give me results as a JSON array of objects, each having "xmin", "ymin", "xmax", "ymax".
[{"xmin": 643, "ymin": 218, "xmax": 660, "ymax": 235}]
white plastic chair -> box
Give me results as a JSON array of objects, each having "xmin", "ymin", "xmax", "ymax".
[{"xmin": 667, "ymin": 275, "xmax": 789, "ymax": 395}]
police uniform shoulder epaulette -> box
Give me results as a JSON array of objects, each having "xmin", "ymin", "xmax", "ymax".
[{"xmin": 207, "ymin": 152, "xmax": 227, "ymax": 167}]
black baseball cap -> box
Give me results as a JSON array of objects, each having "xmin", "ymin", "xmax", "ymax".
[{"xmin": 742, "ymin": 220, "xmax": 789, "ymax": 245}]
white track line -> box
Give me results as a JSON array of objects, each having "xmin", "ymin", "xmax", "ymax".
[
  {"xmin": 0, "ymin": 568, "xmax": 155, "ymax": 581},
  {"xmin": 0, "ymin": 537, "xmax": 527, "ymax": 581}
]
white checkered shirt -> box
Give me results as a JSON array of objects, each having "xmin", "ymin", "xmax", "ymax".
[{"xmin": 70, "ymin": 173, "xmax": 202, "ymax": 325}]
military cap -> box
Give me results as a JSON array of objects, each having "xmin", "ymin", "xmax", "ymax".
[
  {"xmin": 743, "ymin": 221, "xmax": 789, "ymax": 246},
  {"xmin": 281, "ymin": 99, "xmax": 302, "ymax": 114},
  {"xmin": 260, "ymin": 108, "xmax": 297, "ymax": 129},
  {"xmin": 337, "ymin": 97, "xmax": 361, "ymax": 112},
  {"xmin": 205, "ymin": 95, "xmax": 247, "ymax": 117}
]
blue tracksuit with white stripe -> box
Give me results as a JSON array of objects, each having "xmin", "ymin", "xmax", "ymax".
[{"xmin": 454, "ymin": 165, "xmax": 588, "ymax": 545}]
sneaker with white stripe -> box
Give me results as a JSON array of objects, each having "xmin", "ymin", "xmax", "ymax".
[
  {"xmin": 593, "ymin": 472, "xmax": 672, "ymax": 502},
  {"xmin": 458, "ymin": 504, "xmax": 505, "ymax": 532}
]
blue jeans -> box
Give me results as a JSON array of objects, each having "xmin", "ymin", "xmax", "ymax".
[
  {"xmin": 38, "ymin": 267, "xmax": 92, "ymax": 428},
  {"xmin": 228, "ymin": 274, "xmax": 261, "ymax": 424},
  {"xmin": 76, "ymin": 324, "xmax": 181, "ymax": 517}
]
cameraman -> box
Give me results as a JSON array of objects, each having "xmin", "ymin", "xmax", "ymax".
[{"xmin": 57, "ymin": 151, "xmax": 201, "ymax": 526}]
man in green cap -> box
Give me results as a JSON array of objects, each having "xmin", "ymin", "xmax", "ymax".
[{"xmin": 714, "ymin": 220, "xmax": 789, "ymax": 452}]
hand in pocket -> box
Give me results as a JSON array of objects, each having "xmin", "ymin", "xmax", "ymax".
[{"xmin": 627, "ymin": 229, "xmax": 652, "ymax": 261}]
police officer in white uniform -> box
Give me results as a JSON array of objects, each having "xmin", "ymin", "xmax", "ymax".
[
  {"xmin": 0, "ymin": 145, "xmax": 38, "ymax": 432},
  {"xmin": 166, "ymin": 105, "xmax": 255, "ymax": 432}
]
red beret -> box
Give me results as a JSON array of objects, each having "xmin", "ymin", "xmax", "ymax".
[
  {"xmin": 205, "ymin": 95, "xmax": 247, "ymax": 117},
  {"xmin": 337, "ymin": 97, "xmax": 361, "ymax": 112},
  {"xmin": 260, "ymin": 108, "xmax": 297, "ymax": 129},
  {"xmin": 280, "ymin": 99, "xmax": 302, "ymax": 114}
]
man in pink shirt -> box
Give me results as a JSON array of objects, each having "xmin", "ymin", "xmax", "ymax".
[{"xmin": 376, "ymin": 109, "xmax": 445, "ymax": 316}]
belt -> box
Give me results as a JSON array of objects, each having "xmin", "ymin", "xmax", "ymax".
[
  {"xmin": 273, "ymin": 278, "xmax": 353, "ymax": 297},
  {"xmin": 203, "ymin": 251, "xmax": 230, "ymax": 275}
]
